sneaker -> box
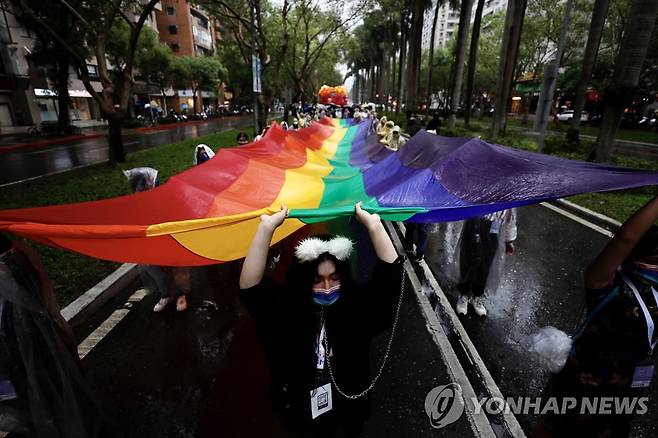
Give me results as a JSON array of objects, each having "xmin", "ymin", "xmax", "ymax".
[
  {"xmin": 470, "ymin": 296, "xmax": 487, "ymax": 317},
  {"xmin": 176, "ymin": 295, "xmax": 188, "ymax": 312},
  {"xmin": 456, "ymin": 294, "xmax": 469, "ymax": 315},
  {"xmin": 153, "ymin": 297, "xmax": 173, "ymax": 312}
]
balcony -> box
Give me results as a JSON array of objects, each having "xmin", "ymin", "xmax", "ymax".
[{"xmin": 192, "ymin": 25, "xmax": 212, "ymax": 48}]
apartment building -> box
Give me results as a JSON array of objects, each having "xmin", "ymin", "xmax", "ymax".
[
  {"xmin": 421, "ymin": 0, "xmax": 508, "ymax": 51},
  {"xmin": 155, "ymin": 0, "xmax": 217, "ymax": 112},
  {"xmin": 0, "ymin": 2, "xmax": 167, "ymax": 128}
]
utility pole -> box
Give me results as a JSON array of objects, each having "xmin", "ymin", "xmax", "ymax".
[{"xmin": 250, "ymin": 0, "xmax": 260, "ymax": 137}]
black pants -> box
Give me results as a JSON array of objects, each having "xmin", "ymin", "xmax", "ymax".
[{"xmin": 457, "ymin": 218, "xmax": 498, "ymax": 297}]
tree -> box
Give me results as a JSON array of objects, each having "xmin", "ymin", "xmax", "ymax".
[
  {"xmin": 197, "ymin": 0, "xmax": 365, "ymax": 132},
  {"xmin": 11, "ymin": 0, "xmax": 161, "ymax": 163},
  {"xmin": 136, "ymin": 41, "xmax": 176, "ymax": 115},
  {"xmin": 11, "ymin": 0, "xmax": 88, "ymax": 131},
  {"xmin": 176, "ymin": 56, "xmax": 227, "ymax": 115},
  {"xmin": 491, "ymin": 0, "xmax": 528, "ymax": 136},
  {"xmin": 280, "ymin": 3, "xmax": 349, "ymax": 101},
  {"xmin": 405, "ymin": 0, "xmax": 431, "ymax": 111},
  {"xmin": 464, "ymin": 0, "xmax": 486, "ymax": 126},
  {"xmin": 425, "ymin": 0, "xmax": 441, "ymax": 115},
  {"xmin": 566, "ymin": 0, "xmax": 610, "ymax": 142},
  {"xmin": 590, "ymin": 0, "xmax": 658, "ymax": 162},
  {"xmin": 447, "ymin": 0, "xmax": 474, "ymax": 129}
]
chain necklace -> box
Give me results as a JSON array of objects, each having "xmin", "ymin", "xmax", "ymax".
[{"xmin": 322, "ymin": 268, "xmax": 406, "ymax": 400}]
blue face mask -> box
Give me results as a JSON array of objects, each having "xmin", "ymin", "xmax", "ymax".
[{"xmin": 312, "ymin": 284, "xmax": 341, "ymax": 306}]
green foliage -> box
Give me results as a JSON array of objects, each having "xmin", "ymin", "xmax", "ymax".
[
  {"xmin": 216, "ymin": 42, "xmax": 253, "ymax": 102},
  {"xmin": 172, "ymin": 56, "xmax": 227, "ymax": 93},
  {"xmin": 0, "ymin": 127, "xmax": 247, "ymax": 306},
  {"xmin": 108, "ymin": 21, "xmax": 160, "ymax": 84},
  {"xmin": 136, "ymin": 39, "xmax": 175, "ymax": 91}
]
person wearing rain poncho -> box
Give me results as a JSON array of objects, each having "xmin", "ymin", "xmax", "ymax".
[
  {"xmin": 534, "ymin": 194, "xmax": 658, "ymax": 437},
  {"xmin": 123, "ymin": 168, "xmax": 191, "ymax": 312},
  {"xmin": 376, "ymin": 117, "xmax": 390, "ymax": 139},
  {"xmin": 382, "ymin": 125, "xmax": 405, "ymax": 151},
  {"xmin": 0, "ymin": 234, "xmax": 106, "ymax": 437},
  {"xmin": 193, "ymin": 144, "xmax": 215, "ymax": 165},
  {"xmin": 455, "ymin": 209, "xmax": 517, "ymax": 317}
]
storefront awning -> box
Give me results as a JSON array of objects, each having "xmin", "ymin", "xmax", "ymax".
[{"xmin": 34, "ymin": 88, "xmax": 93, "ymax": 98}]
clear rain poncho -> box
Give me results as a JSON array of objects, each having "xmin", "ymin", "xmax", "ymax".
[
  {"xmin": 0, "ymin": 237, "xmax": 105, "ymax": 437},
  {"xmin": 439, "ymin": 209, "xmax": 518, "ymax": 297}
]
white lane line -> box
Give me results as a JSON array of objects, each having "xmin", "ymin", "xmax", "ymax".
[
  {"xmin": 540, "ymin": 202, "xmax": 614, "ymax": 237},
  {"xmin": 385, "ymin": 221, "xmax": 498, "ymax": 438},
  {"xmin": 77, "ymin": 289, "xmax": 148, "ymax": 359}
]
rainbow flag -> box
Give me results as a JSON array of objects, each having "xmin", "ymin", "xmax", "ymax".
[{"xmin": 1, "ymin": 118, "xmax": 657, "ymax": 266}]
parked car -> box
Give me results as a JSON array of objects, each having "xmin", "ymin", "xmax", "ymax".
[{"xmin": 556, "ymin": 110, "xmax": 588, "ymax": 122}]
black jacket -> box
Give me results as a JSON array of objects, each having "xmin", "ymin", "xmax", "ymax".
[{"xmin": 239, "ymin": 256, "xmax": 404, "ymax": 431}]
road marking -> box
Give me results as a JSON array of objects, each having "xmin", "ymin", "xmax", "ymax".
[
  {"xmin": 77, "ymin": 288, "xmax": 148, "ymax": 359},
  {"xmin": 540, "ymin": 202, "xmax": 614, "ymax": 237},
  {"xmin": 392, "ymin": 222, "xmax": 526, "ymax": 438},
  {"xmin": 385, "ymin": 221, "xmax": 499, "ymax": 438}
]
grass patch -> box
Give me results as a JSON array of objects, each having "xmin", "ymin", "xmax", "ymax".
[
  {"xmin": 503, "ymin": 117, "xmax": 658, "ymax": 145},
  {"xmin": 0, "ymin": 128, "xmax": 245, "ymax": 306}
]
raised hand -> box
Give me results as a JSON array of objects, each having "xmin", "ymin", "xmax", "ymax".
[
  {"xmin": 355, "ymin": 202, "xmax": 382, "ymax": 231},
  {"xmin": 260, "ymin": 206, "xmax": 288, "ymax": 231}
]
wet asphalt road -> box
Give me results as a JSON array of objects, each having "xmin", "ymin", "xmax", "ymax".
[
  {"xmin": 0, "ymin": 117, "xmax": 252, "ymax": 186},
  {"xmin": 70, "ymin": 203, "xmax": 658, "ymax": 437},
  {"xmin": 425, "ymin": 203, "xmax": 658, "ymax": 437},
  {"xmin": 75, "ymin": 219, "xmax": 473, "ymax": 438}
]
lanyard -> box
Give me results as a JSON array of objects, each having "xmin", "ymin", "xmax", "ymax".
[
  {"xmin": 619, "ymin": 271, "xmax": 658, "ymax": 355},
  {"xmin": 315, "ymin": 310, "xmax": 326, "ymax": 370}
]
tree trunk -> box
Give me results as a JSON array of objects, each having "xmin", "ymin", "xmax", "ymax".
[
  {"xmin": 107, "ymin": 116, "xmax": 126, "ymax": 164},
  {"xmin": 591, "ymin": 0, "xmax": 658, "ymax": 162},
  {"xmin": 492, "ymin": 0, "xmax": 528, "ymax": 137},
  {"xmin": 447, "ymin": 0, "xmax": 474, "ymax": 129},
  {"xmin": 566, "ymin": 0, "xmax": 610, "ymax": 143},
  {"xmin": 391, "ymin": 33, "xmax": 398, "ymax": 108},
  {"xmin": 397, "ymin": 12, "xmax": 408, "ymax": 113},
  {"xmin": 56, "ymin": 54, "xmax": 71, "ymax": 130},
  {"xmin": 464, "ymin": 0, "xmax": 486, "ymax": 126},
  {"xmin": 535, "ymin": 0, "xmax": 574, "ymax": 151},
  {"xmin": 405, "ymin": 1, "xmax": 424, "ymax": 112}
]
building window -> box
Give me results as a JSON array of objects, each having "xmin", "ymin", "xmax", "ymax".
[
  {"xmin": 166, "ymin": 6, "xmax": 175, "ymax": 15},
  {"xmin": 170, "ymin": 43, "xmax": 180, "ymax": 52},
  {"xmin": 87, "ymin": 64, "xmax": 99, "ymax": 79},
  {"xmin": 195, "ymin": 45, "xmax": 208, "ymax": 56},
  {"xmin": 168, "ymin": 25, "xmax": 178, "ymax": 35}
]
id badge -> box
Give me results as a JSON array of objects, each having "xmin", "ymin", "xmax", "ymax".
[
  {"xmin": 0, "ymin": 380, "xmax": 17, "ymax": 401},
  {"xmin": 631, "ymin": 360, "xmax": 655, "ymax": 389},
  {"xmin": 310, "ymin": 383, "xmax": 332, "ymax": 419}
]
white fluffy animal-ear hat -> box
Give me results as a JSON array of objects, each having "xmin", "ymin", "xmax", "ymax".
[{"xmin": 294, "ymin": 236, "xmax": 354, "ymax": 263}]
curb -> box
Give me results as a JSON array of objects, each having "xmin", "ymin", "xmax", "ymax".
[
  {"xmin": 61, "ymin": 263, "xmax": 138, "ymax": 327},
  {"xmin": 388, "ymin": 221, "xmax": 525, "ymax": 438},
  {"xmin": 552, "ymin": 198, "xmax": 621, "ymax": 231}
]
